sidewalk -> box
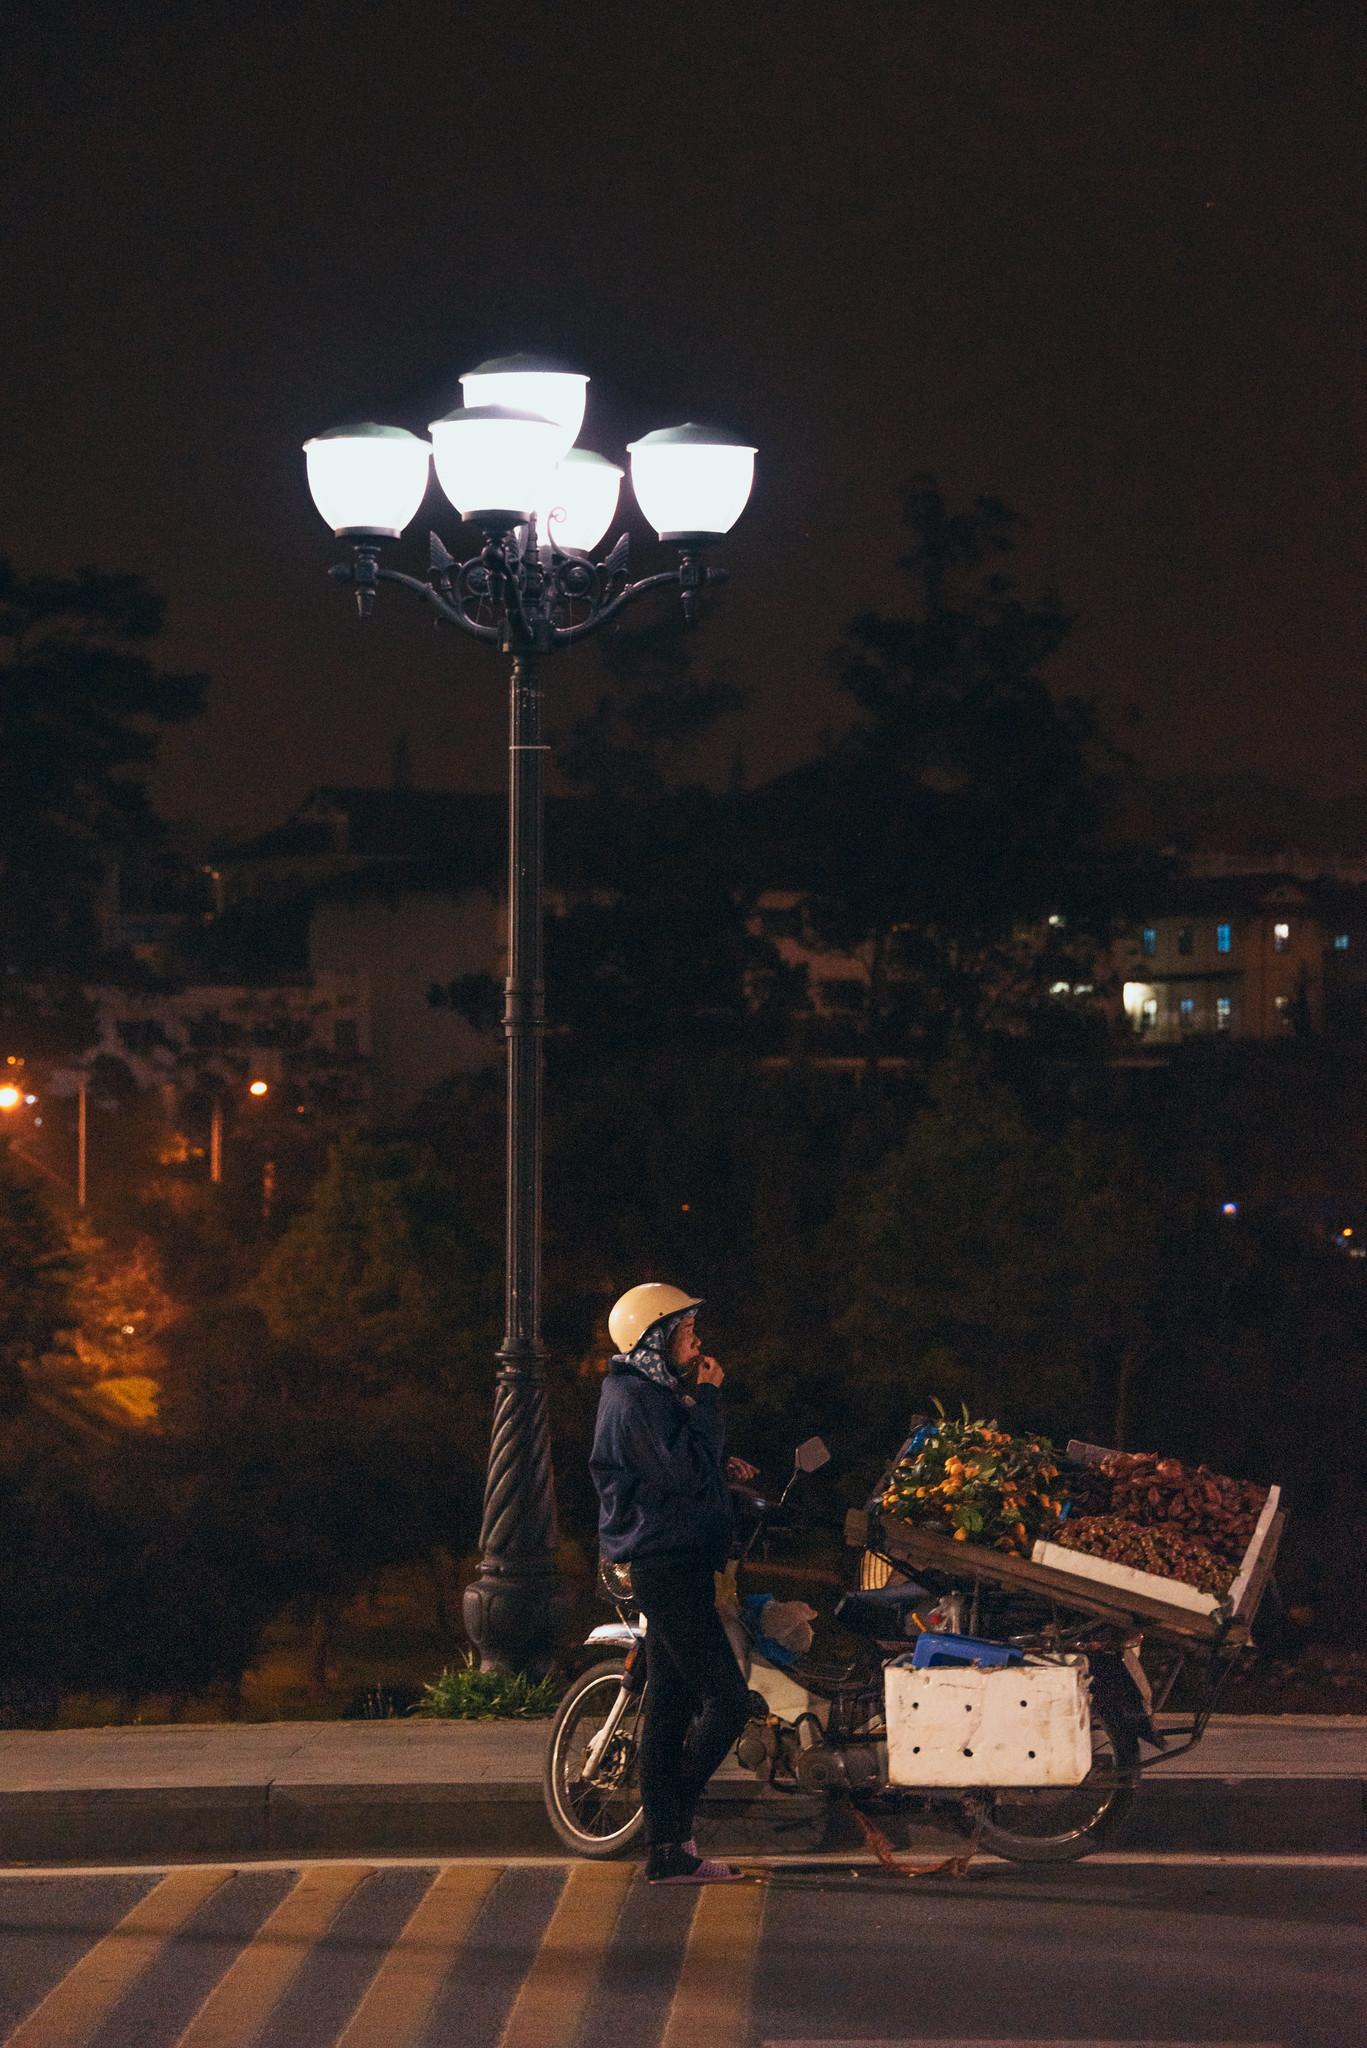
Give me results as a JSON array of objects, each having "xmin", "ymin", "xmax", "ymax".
[{"xmin": 1, "ymin": 1716, "xmax": 1363, "ymax": 1865}]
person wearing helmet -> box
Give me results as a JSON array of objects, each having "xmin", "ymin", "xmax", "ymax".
[{"xmin": 591, "ymin": 1283, "xmax": 754, "ymax": 1884}]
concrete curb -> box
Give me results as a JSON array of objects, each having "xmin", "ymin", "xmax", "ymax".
[
  {"xmin": 2, "ymin": 1774, "xmax": 1362, "ymax": 1866},
  {"xmin": 4, "ymin": 1716, "xmax": 1363, "ymax": 1865}
]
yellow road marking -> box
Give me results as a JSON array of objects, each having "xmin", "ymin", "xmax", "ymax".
[
  {"xmin": 498, "ymin": 1859, "xmax": 635, "ymax": 2048},
  {"xmin": 5, "ymin": 1866, "xmax": 232, "ymax": 2048},
  {"xmin": 335, "ymin": 1861, "xmax": 502, "ymax": 2048},
  {"xmin": 174, "ymin": 1862, "xmax": 371, "ymax": 2047},
  {"xmin": 661, "ymin": 1878, "xmax": 766, "ymax": 2048}
]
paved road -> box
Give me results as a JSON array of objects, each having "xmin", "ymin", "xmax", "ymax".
[{"xmin": 0, "ymin": 1854, "xmax": 1361, "ymax": 2047}]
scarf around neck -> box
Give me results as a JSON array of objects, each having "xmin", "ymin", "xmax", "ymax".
[{"xmin": 615, "ymin": 1307, "xmax": 695, "ymax": 1394}]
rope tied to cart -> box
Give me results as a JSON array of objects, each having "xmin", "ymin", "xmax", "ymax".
[{"xmin": 848, "ymin": 1797, "xmax": 983, "ymax": 1879}]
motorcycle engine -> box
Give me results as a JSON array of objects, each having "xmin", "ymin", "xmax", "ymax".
[
  {"xmin": 793, "ymin": 1742, "xmax": 848, "ymax": 1793},
  {"xmin": 735, "ymin": 1718, "xmax": 778, "ymax": 1771}
]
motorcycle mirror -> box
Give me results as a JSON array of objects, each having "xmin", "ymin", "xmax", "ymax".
[{"xmin": 794, "ymin": 1436, "xmax": 831, "ymax": 1475}]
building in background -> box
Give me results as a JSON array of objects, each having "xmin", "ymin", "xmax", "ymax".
[{"xmin": 1112, "ymin": 872, "xmax": 1367, "ymax": 1045}]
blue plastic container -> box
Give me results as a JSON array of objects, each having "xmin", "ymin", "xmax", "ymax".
[{"xmin": 911, "ymin": 1631, "xmax": 1024, "ymax": 1670}]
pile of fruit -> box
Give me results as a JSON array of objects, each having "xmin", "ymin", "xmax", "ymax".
[
  {"xmin": 1089, "ymin": 1451, "xmax": 1267, "ymax": 1566},
  {"xmin": 880, "ymin": 1408, "xmax": 1271, "ymax": 1595},
  {"xmin": 1052, "ymin": 1513, "xmax": 1233, "ymax": 1595},
  {"xmin": 879, "ymin": 1405, "xmax": 1064, "ymax": 1557}
]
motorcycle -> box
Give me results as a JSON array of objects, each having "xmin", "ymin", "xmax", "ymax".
[{"xmin": 543, "ymin": 1437, "xmax": 1154, "ymax": 1865}]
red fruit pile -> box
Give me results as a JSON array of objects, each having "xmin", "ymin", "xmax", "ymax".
[{"xmin": 1094, "ymin": 1451, "xmax": 1268, "ymax": 1566}]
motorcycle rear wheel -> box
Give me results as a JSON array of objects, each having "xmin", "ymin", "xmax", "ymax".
[
  {"xmin": 543, "ymin": 1660, "xmax": 648, "ymax": 1859},
  {"xmin": 974, "ymin": 1705, "xmax": 1139, "ymax": 1863}
]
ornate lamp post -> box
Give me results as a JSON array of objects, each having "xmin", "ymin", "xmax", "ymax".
[{"xmin": 303, "ymin": 355, "xmax": 755, "ymax": 1669}]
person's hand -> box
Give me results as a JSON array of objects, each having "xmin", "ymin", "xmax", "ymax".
[
  {"xmin": 725, "ymin": 1456, "xmax": 758, "ymax": 1484},
  {"xmin": 697, "ymin": 1355, "xmax": 724, "ymax": 1388}
]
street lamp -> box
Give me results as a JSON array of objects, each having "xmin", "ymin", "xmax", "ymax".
[
  {"xmin": 209, "ymin": 1076, "xmax": 274, "ymax": 1185},
  {"xmin": 303, "ymin": 352, "xmax": 755, "ymax": 1671}
]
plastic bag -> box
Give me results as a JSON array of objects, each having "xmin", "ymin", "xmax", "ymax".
[{"xmin": 757, "ymin": 1597, "xmax": 817, "ymax": 1654}]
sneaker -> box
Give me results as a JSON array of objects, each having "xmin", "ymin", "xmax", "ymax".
[{"xmin": 646, "ymin": 1843, "xmax": 741, "ymax": 1885}]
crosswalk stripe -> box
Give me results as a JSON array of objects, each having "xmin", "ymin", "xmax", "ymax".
[
  {"xmin": 173, "ymin": 1862, "xmax": 372, "ymax": 2047},
  {"xmin": 334, "ymin": 1861, "xmax": 503, "ymax": 2048},
  {"xmin": 661, "ymin": 1878, "xmax": 767, "ymax": 2048},
  {"xmin": 3, "ymin": 1865, "xmax": 232, "ymax": 2048},
  {"xmin": 498, "ymin": 1860, "xmax": 634, "ymax": 2048}
]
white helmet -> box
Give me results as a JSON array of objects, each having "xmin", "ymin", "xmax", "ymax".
[{"xmin": 609, "ymin": 1283, "xmax": 703, "ymax": 1355}]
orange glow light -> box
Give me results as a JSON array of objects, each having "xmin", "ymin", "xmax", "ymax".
[{"xmin": 248, "ymin": 1079, "xmax": 269, "ymax": 1097}]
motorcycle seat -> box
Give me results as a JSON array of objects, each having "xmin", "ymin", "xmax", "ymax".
[{"xmin": 834, "ymin": 1580, "xmax": 930, "ymax": 1641}]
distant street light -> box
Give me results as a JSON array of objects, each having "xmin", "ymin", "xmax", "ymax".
[
  {"xmin": 0, "ymin": 1064, "xmax": 86, "ymax": 1207},
  {"xmin": 303, "ymin": 353, "xmax": 754, "ymax": 1671},
  {"xmin": 210, "ymin": 1076, "xmax": 275, "ymax": 1186}
]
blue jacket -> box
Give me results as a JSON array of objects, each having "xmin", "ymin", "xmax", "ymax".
[{"xmin": 590, "ymin": 1358, "xmax": 735, "ymax": 1569}]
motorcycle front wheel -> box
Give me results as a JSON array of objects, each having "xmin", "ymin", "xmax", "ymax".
[
  {"xmin": 543, "ymin": 1660, "xmax": 648, "ymax": 1858},
  {"xmin": 974, "ymin": 1705, "xmax": 1139, "ymax": 1864}
]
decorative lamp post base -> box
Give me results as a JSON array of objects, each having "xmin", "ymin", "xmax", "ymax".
[
  {"xmin": 461, "ymin": 1346, "xmax": 570, "ymax": 1673},
  {"xmin": 462, "ymin": 1560, "xmax": 572, "ymax": 1677}
]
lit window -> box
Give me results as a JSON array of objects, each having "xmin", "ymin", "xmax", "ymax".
[
  {"xmin": 1177, "ymin": 925, "xmax": 1194, "ymax": 956},
  {"xmin": 1216, "ymin": 995, "xmax": 1232, "ymax": 1030},
  {"xmin": 1335, "ymin": 933, "xmax": 1350, "ymax": 951},
  {"xmin": 1141, "ymin": 927, "xmax": 1157, "ymax": 958},
  {"xmin": 1216, "ymin": 923, "xmax": 1231, "ymax": 953},
  {"xmin": 1141, "ymin": 996, "xmax": 1158, "ymax": 1032},
  {"xmin": 1275, "ymin": 995, "xmax": 1292, "ymax": 1029},
  {"xmin": 1049, "ymin": 980, "xmax": 1072, "ymax": 996},
  {"xmin": 1274, "ymin": 921, "xmax": 1290, "ymax": 952},
  {"xmin": 1179, "ymin": 997, "xmax": 1196, "ymax": 1028}
]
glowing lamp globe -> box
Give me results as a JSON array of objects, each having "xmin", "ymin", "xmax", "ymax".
[
  {"xmin": 545, "ymin": 450, "xmax": 623, "ymax": 554},
  {"xmin": 459, "ymin": 354, "xmax": 587, "ymax": 462},
  {"xmin": 626, "ymin": 423, "xmax": 755, "ymax": 542},
  {"xmin": 303, "ymin": 424, "xmax": 431, "ymax": 539},
  {"xmin": 428, "ymin": 406, "xmax": 565, "ymax": 529}
]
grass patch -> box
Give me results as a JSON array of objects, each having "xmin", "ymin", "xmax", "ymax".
[{"xmin": 414, "ymin": 1653, "xmax": 560, "ymax": 1720}]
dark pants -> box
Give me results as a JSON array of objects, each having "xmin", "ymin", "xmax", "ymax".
[{"xmin": 632, "ymin": 1553, "xmax": 752, "ymax": 1847}]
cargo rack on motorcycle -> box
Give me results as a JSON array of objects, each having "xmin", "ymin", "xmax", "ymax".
[
  {"xmin": 848, "ymin": 1433, "xmax": 1283, "ymax": 1653},
  {"xmin": 846, "ymin": 1498, "xmax": 1283, "ymax": 1650},
  {"xmin": 848, "ymin": 1437, "xmax": 1285, "ymax": 1770}
]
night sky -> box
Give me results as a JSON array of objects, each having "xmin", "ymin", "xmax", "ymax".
[{"xmin": 5, "ymin": 0, "xmax": 1364, "ymax": 838}]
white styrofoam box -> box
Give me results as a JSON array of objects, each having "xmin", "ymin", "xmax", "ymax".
[
  {"xmin": 885, "ymin": 1655, "xmax": 1092, "ymax": 1787},
  {"xmin": 1226, "ymin": 1483, "xmax": 1283, "ymax": 1615},
  {"xmin": 1029, "ymin": 1537, "xmax": 1225, "ymax": 1617},
  {"xmin": 1031, "ymin": 1482, "xmax": 1281, "ymax": 1621}
]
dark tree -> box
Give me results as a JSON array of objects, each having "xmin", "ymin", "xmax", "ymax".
[
  {"xmin": 0, "ymin": 1148, "xmax": 74, "ymax": 1417},
  {"xmin": 777, "ymin": 478, "xmax": 1125, "ymax": 1070},
  {"xmin": 557, "ymin": 612, "xmax": 743, "ymax": 805},
  {"xmin": 0, "ymin": 560, "xmax": 206, "ymax": 1051},
  {"xmin": 540, "ymin": 614, "xmax": 779, "ymax": 1062}
]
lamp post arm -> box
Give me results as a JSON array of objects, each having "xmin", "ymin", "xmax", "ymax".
[
  {"xmin": 551, "ymin": 561, "xmax": 730, "ymax": 645},
  {"xmin": 375, "ymin": 566, "xmax": 503, "ymax": 643}
]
